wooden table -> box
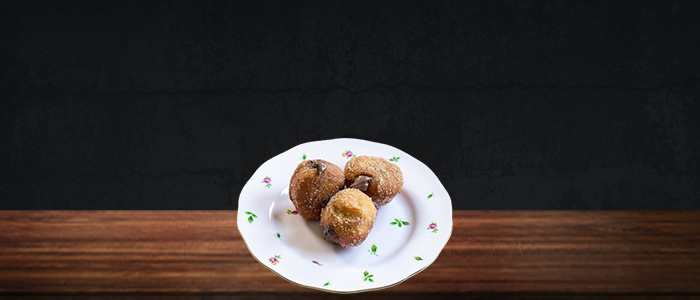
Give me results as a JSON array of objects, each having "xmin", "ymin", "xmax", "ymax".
[{"xmin": 1, "ymin": 211, "xmax": 699, "ymax": 299}]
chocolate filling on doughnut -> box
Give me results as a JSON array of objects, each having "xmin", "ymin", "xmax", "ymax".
[
  {"xmin": 309, "ymin": 160, "xmax": 327, "ymax": 175},
  {"xmin": 349, "ymin": 175, "xmax": 372, "ymax": 192},
  {"xmin": 323, "ymin": 225, "xmax": 340, "ymax": 244}
]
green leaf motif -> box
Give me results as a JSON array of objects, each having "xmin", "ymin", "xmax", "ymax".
[
  {"xmin": 428, "ymin": 192, "xmax": 434, "ymax": 199},
  {"xmin": 368, "ymin": 244, "xmax": 378, "ymax": 256},
  {"xmin": 363, "ymin": 270, "xmax": 374, "ymax": 283},
  {"xmin": 276, "ymin": 232, "xmax": 281, "ymax": 239},
  {"xmin": 302, "ymin": 154, "xmax": 307, "ymax": 160},
  {"xmin": 389, "ymin": 156, "xmax": 400, "ymax": 162},
  {"xmin": 244, "ymin": 211, "xmax": 258, "ymax": 220},
  {"xmin": 414, "ymin": 256, "xmax": 423, "ymax": 261},
  {"xmin": 391, "ymin": 218, "xmax": 410, "ymax": 228},
  {"xmin": 323, "ymin": 281, "xmax": 330, "ymax": 286}
]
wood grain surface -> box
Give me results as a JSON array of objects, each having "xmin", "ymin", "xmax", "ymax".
[{"xmin": 1, "ymin": 211, "xmax": 699, "ymax": 297}]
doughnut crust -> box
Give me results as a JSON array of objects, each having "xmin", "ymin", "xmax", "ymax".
[
  {"xmin": 344, "ymin": 156, "xmax": 404, "ymax": 206},
  {"xmin": 320, "ymin": 188, "xmax": 377, "ymax": 248},
  {"xmin": 289, "ymin": 159, "xmax": 344, "ymax": 220}
]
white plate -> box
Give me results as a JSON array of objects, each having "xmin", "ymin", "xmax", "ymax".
[{"xmin": 237, "ymin": 138, "xmax": 452, "ymax": 293}]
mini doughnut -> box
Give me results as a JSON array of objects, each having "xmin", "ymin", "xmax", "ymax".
[
  {"xmin": 289, "ymin": 159, "xmax": 344, "ymax": 220},
  {"xmin": 320, "ymin": 188, "xmax": 377, "ymax": 248},
  {"xmin": 344, "ymin": 156, "xmax": 403, "ymax": 206}
]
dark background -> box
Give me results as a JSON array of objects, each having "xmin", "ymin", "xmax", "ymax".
[{"xmin": 2, "ymin": 0, "xmax": 699, "ymax": 210}]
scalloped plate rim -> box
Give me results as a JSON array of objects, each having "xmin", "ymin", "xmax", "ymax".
[{"xmin": 236, "ymin": 138, "xmax": 453, "ymax": 293}]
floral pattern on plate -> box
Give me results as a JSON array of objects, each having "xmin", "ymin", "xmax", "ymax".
[
  {"xmin": 245, "ymin": 211, "xmax": 258, "ymax": 223},
  {"xmin": 237, "ymin": 138, "xmax": 452, "ymax": 293},
  {"xmin": 390, "ymin": 218, "xmax": 410, "ymax": 227},
  {"xmin": 427, "ymin": 222, "xmax": 439, "ymax": 233},
  {"xmin": 363, "ymin": 270, "xmax": 374, "ymax": 283},
  {"xmin": 342, "ymin": 150, "xmax": 354, "ymax": 159},
  {"xmin": 270, "ymin": 255, "xmax": 281, "ymax": 265},
  {"xmin": 368, "ymin": 244, "xmax": 378, "ymax": 256}
]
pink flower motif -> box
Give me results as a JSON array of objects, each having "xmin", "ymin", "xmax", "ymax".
[
  {"xmin": 342, "ymin": 150, "xmax": 354, "ymax": 159},
  {"xmin": 312, "ymin": 260, "xmax": 322, "ymax": 266},
  {"xmin": 262, "ymin": 176, "xmax": 272, "ymax": 188},
  {"xmin": 427, "ymin": 222, "xmax": 438, "ymax": 233},
  {"xmin": 269, "ymin": 255, "xmax": 281, "ymax": 265}
]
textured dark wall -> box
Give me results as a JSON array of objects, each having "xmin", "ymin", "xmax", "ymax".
[{"xmin": 2, "ymin": 0, "xmax": 699, "ymax": 209}]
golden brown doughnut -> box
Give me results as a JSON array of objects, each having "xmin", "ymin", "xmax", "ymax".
[
  {"xmin": 320, "ymin": 188, "xmax": 377, "ymax": 248},
  {"xmin": 344, "ymin": 156, "xmax": 404, "ymax": 206},
  {"xmin": 289, "ymin": 159, "xmax": 344, "ymax": 220}
]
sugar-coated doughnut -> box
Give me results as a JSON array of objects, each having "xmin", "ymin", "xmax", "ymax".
[
  {"xmin": 320, "ymin": 188, "xmax": 377, "ymax": 248},
  {"xmin": 289, "ymin": 159, "xmax": 344, "ymax": 220},
  {"xmin": 344, "ymin": 156, "xmax": 403, "ymax": 206}
]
